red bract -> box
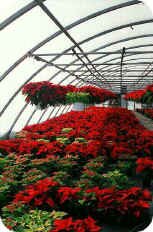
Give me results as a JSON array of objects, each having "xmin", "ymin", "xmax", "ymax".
[
  {"xmin": 51, "ymin": 217, "xmax": 101, "ymax": 232},
  {"xmin": 1, "ymin": 107, "xmax": 153, "ymax": 160},
  {"xmin": 22, "ymin": 81, "xmax": 70, "ymax": 108},
  {"xmin": 136, "ymin": 157, "xmax": 153, "ymax": 173},
  {"xmin": 22, "ymin": 81, "xmax": 116, "ymax": 108},
  {"xmin": 0, "ymin": 138, "xmax": 21, "ymax": 154},
  {"xmin": 111, "ymin": 145, "xmax": 133, "ymax": 159},
  {"xmin": 85, "ymin": 187, "xmax": 152, "ymax": 218},
  {"xmin": 0, "ymin": 138, "xmax": 64, "ymax": 157},
  {"xmin": 58, "ymin": 187, "xmax": 81, "ymax": 204},
  {"xmin": 146, "ymin": 84, "xmax": 153, "ymax": 92},
  {"xmin": 124, "ymin": 83, "xmax": 153, "ymax": 102},
  {"xmin": 78, "ymin": 85, "xmax": 116, "ymax": 103},
  {"xmin": 124, "ymin": 89, "xmax": 145, "ymax": 101},
  {"xmin": 1, "ymin": 106, "xmax": 153, "ymax": 230},
  {"xmin": 13, "ymin": 177, "xmax": 59, "ymax": 207}
]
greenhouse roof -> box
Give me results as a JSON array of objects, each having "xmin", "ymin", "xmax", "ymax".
[{"xmin": 0, "ymin": 0, "xmax": 153, "ymax": 136}]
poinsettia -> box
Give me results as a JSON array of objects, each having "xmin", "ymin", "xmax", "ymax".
[
  {"xmin": 13, "ymin": 177, "xmax": 59, "ymax": 207},
  {"xmin": 51, "ymin": 216, "xmax": 102, "ymax": 232},
  {"xmin": 1, "ymin": 106, "xmax": 153, "ymax": 231},
  {"xmin": 136, "ymin": 157, "xmax": 153, "ymax": 173},
  {"xmin": 124, "ymin": 84, "xmax": 153, "ymax": 103},
  {"xmin": 22, "ymin": 81, "xmax": 116, "ymax": 108}
]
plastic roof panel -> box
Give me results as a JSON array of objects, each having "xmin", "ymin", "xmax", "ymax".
[
  {"xmin": 44, "ymin": 0, "xmax": 129, "ymax": 27},
  {"xmin": 0, "ymin": 0, "xmax": 32, "ymax": 22},
  {"xmin": 0, "ymin": 0, "xmax": 153, "ymax": 137}
]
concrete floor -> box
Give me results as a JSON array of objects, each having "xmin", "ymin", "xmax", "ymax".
[{"xmin": 133, "ymin": 111, "xmax": 153, "ymax": 131}]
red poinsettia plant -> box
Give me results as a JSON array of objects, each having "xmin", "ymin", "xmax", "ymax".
[
  {"xmin": 22, "ymin": 81, "xmax": 116, "ymax": 109},
  {"xmin": 22, "ymin": 81, "xmax": 76, "ymax": 109},
  {"xmin": 78, "ymin": 86, "xmax": 117, "ymax": 104},
  {"xmin": 0, "ymin": 107, "xmax": 153, "ymax": 231},
  {"xmin": 124, "ymin": 84, "xmax": 153, "ymax": 104},
  {"xmin": 51, "ymin": 216, "xmax": 101, "ymax": 232}
]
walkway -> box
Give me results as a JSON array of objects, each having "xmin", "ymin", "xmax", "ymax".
[{"xmin": 133, "ymin": 111, "xmax": 153, "ymax": 131}]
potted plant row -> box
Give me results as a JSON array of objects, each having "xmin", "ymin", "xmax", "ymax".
[
  {"xmin": 22, "ymin": 81, "xmax": 117, "ymax": 111},
  {"xmin": 124, "ymin": 84, "xmax": 153, "ymax": 105}
]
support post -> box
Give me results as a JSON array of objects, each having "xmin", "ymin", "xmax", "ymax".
[{"xmin": 120, "ymin": 47, "xmax": 126, "ymax": 106}]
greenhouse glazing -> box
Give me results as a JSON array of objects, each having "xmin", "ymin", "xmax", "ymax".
[{"xmin": 1, "ymin": 0, "xmax": 153, "ymax": 137}]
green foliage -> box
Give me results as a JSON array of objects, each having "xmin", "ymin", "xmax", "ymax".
[
  {"xmin": 102, "ymin": 170, "xmax": 133, "ymax": 189},
  {"xmin": 115, "ymin": 160, "xmax": 136, "ymax": 176},
  {"xmin": 30, "ymin": 157, "xmax": 59, "ymax": 174},
  {"xmin": 66, "ymin": 92, "xmax": 91, "ymax": 104},
  {"xmin": 0, "ymin": 157, "xmax": 9, "ymax": 172},
  {"xmin": 74, "ymin": 137, "xmax": 87, "ymax": 143},
  {"xmin": 3, "ymin": 209, "xmax": 67, "ymax": 232},
  {"xmin": 61, "ymin": 128, "xmax": 73, "ymax": 133},
  {"xmin": 56, "ymin": 136, "xmax": 71, "ymax": 144},
  {"xmin": 22, "ymin": 168, "xmax": 47, "ymax": 186},
  {"xmin": 52, "ymin": 171, "xmax": 72, "ymax": 185},
  {"xmin": 142, "ymin": 91, "xmax": 153, "ymax": 104}
]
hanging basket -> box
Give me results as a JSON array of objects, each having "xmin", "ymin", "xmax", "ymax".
[{"xmin": 72, "ymin": 102, "xmax": 85, "ymax": 111}]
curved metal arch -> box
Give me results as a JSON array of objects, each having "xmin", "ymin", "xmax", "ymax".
[
  {"xmin": 0, "ymin": 0, "xmax": 141, "ymax": 81},
  {"xmin": 63, "ymin": 44, "xmax": 153, "ymax": 73},
  {"xmin": 78, "ymin": 19, "xmax": 153, "ymax": 47},
  {"xmin": 24, "ymin": 108, "xmax": 38, "ymax": 126},
  {"xmin": 1, "ymin": 33, "xmax": 153, "ymax": 118},
  {"xmin": 0, "ymin": 0, "xmax": 142, "ymax": 81},
  {"xmin": 6, "ymin": 103, "xmax": 28, "ymax": 138},
  {"xmin": 52, "ymin": 105, "xmax": 69, "ymax": 119},
  {"xmin": 53, "ymin": 105, "xmax": 65, "ymax": 118},
  {"xmin": 31, "ymin": 19, "xmax": 153, "ymax": 87},
  {"xmin": 52, "ymin": 105, "xmax": 71, "ymax": 119},
  {"xmin": 49, "ymin": 105, "xmax": 64, "ymax": 119},
  {"xmin": 86, "ymin": 54, "xmax": 153, "ymax": 85},
  {"xmin": 56, "ymin": 47, "xmax": 153, "ymax": 89},
  {"xmin": 2, "ymin": 17, "xmax": 153, "ymax": 111},
  {"xmin": 2, "ymin": 0, "xmax": 151, "ymax": 136},
  {"xmin": 0, "ymin": 0, "xmax": 47, "ymax": 30},
  {"xmin": 47, "ymin": 106, "xmax": 60, "ymax": 120},
  {"xmin": 99, "ymin": 57, "xmax": 153, "ymax": 71},
  {"xmin": 63, "ymin": 44, "xmax": 153, "ymax": 80},
  {"xmin": 93, "ymin": 53, "xmax": 153, "ymax": 73},
  {"xmin": 42, "ymin": 35, "xmax": 153, "ymax": 88},
  {"xmin": 1, "ymin": 2, "xmax": 152, "ymax": 132},
  {"xmin": 2, "ymin": 32, "xmax": 153, "ymax": 125},
  {"xmin": 37, "ymin": 108, "xmax": 48, "ymax": 124},
  {"xmin": 89, "ymin": 53, "xmax": 153, "ymax": 75},
  {"xmin": 93, "ymin": 58, "xmax": 153, "ymax": 76}
]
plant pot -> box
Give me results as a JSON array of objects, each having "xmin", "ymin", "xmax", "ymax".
[{"xmin": 72, "ymin": 102, "xmax": 85, "ymax": 111}]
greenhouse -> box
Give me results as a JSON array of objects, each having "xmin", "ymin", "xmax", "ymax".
[{"xmin": 0, "ymin": 0, "xmax": 153, "ymax": 231}]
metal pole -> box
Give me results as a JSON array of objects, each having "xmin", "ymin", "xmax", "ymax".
[{"xmin": 120, "ymin": 47, "xmax": 126, "ymax": 106}]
